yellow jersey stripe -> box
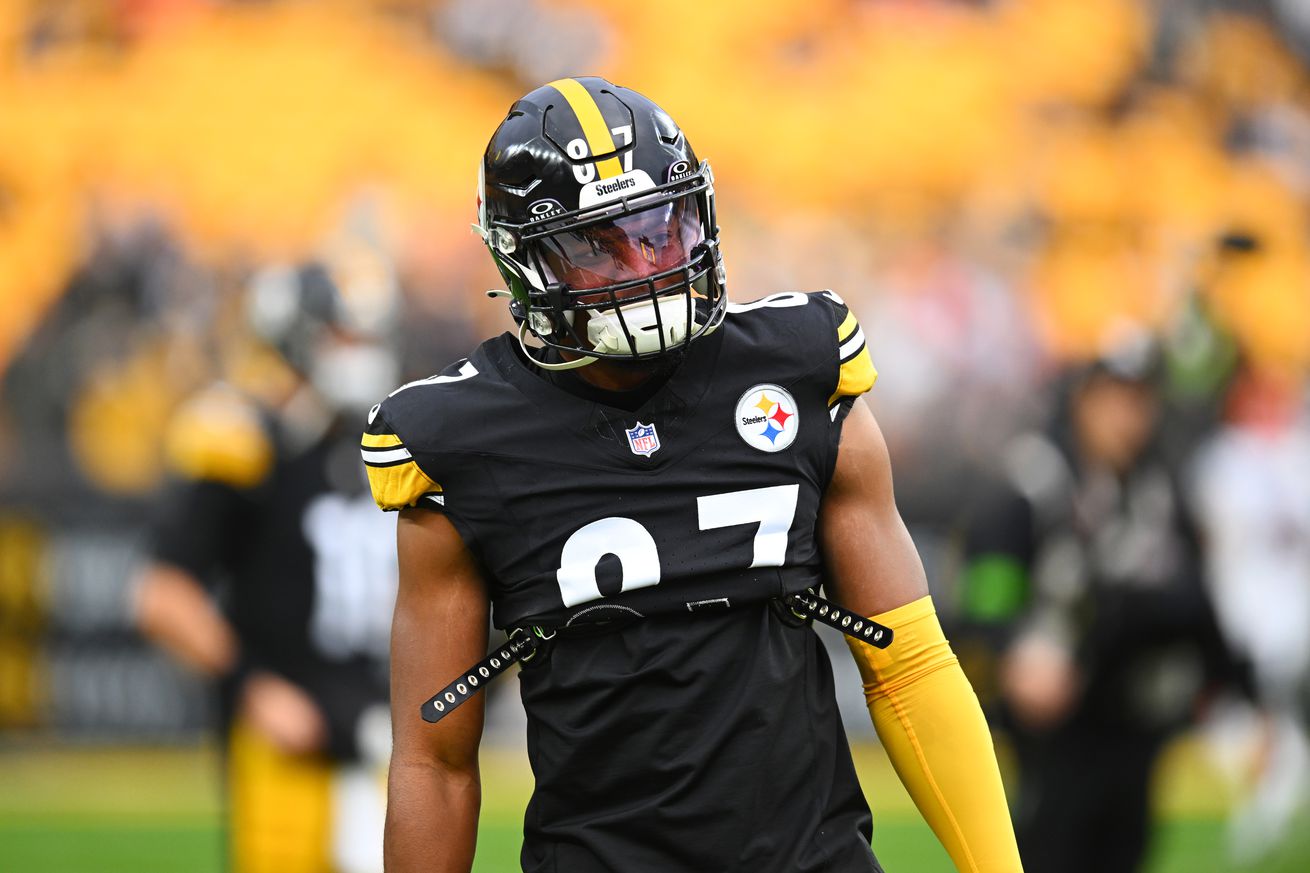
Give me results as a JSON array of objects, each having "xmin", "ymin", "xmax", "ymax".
[
  {"xmin": 366, "ymin": 459, "xmax": 442, "ymax": 511},
  {"xmin": 839, "ymin": 324, "xmax": 866, "ymax": 362},
  {"xmin": 837, "ymin": 310, "xmax": 859, "ymax": 344},
  {"xmin": 829, "ymin": 347, "xmax": 878, "ymax": 405},
  {"xmin": 361, "ymin": 432, "xmax": 403, "ymax": 449},
  {"xmin": 548, "ymin": 78, "xmax": 623, "ymax": 179}
]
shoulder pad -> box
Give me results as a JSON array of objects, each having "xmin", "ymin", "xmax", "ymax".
[
  {"xmin": 726, "ymin": 291, "xmax": 877, "ymax": 406},
  {"xmin": 164, "ymin": 386, "xmax": 273, "ymax": 489},
  {"xmin": 812, "ymin": 290, "xmax": 877, "ymax": 406},
  {"xmin": 358, "ymin": 361, "xmax": 480, "ymax": 512}
]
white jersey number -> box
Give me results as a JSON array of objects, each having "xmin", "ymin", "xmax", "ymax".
[
  {"xmin": 555, "ymin": 484, "xmax": 800, "ymax": 608},
  {"xmin": 696, "ymin": 484, "xmax": 800, "ymax": 568},
  {"xmin": 727, "ymin": 292, "xmax": 809, "ymax": 314},
  {"xmin": 556, "ymin": 517, "xmax": 661, "ymax": 608}
]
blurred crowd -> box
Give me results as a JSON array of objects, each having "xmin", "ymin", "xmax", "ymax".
[{"xmin": 1, "ymin": 0, "xmax": 1309, "ymax": 869}]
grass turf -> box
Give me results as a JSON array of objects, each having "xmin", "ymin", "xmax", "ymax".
[
  {"xmin": 6, "ymin": 815, "xmax": 1308, "ymax": 873},
  {"xmin": 2, "ymin": 740, "xmax": 1308, "ymax": 872}
]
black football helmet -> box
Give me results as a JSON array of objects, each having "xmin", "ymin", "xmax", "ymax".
[{"xmin": 477, "ymin": 76, "xmax": 727, "ymax": 369}]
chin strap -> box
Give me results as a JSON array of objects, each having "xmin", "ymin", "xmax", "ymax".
[
  {"xmin": 517, "ymin": 322, "xmax": 598, "ymax": 371},
  {"xmin": 489, "ymin": 289, "xmax": 600, "ymax": 371}
]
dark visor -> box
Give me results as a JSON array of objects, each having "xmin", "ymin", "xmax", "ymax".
[{"xmin": 537, "ymin": 194, "xmax": 705, "ymax": 291}]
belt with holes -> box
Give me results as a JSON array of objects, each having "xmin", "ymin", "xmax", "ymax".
[
  {"xmin": 784, "ymin": 589, "xmax": 894, "ymax": 649},
  {"xmin": 420, "ymin": 590, "xmax": 893, "ymax": 725}
]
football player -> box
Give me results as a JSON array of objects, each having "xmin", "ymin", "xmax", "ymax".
[
  {"xmin": 136, "ymin": 263, "xmax": 399, "ymax": 873},
  {"xmin": 369, "ymin": 77, "xmax": 1022, "ymax": 872}
]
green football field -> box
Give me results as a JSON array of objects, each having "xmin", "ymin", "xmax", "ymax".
[{"xmin": 1, "ymin": 739, "xmax": 1307, "ymax": 872}]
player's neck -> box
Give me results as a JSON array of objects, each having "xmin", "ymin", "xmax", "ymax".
[
  {"xmin": 572, "ymin": 359, "xmax": 663, "ymax": 392},
  {"xmin": 541, "ymin": 349, "xmax": 683, "ymax": 412}
]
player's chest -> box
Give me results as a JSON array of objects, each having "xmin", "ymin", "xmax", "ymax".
[
  {"xmin": 477, "ymin": 369, "xmax": 831, "ymax": 521},
  {"xmin": 456, "ymin": 400, "xmax": 832, "ymax": 615}
]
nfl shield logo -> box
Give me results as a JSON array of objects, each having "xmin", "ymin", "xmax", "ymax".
[{"xmin": 625, "ymin": 421, "xmax": 661, "ymax": 458}]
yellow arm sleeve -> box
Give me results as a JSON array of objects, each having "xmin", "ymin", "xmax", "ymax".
[{"xmin": 846, "ymin": 595, "xmax": 1023, "ymax": 873}]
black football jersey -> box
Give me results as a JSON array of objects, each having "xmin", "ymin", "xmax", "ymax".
[
  {"xmin": 365, "ymin": 291, "xmax": 882, "ymax": 872},
  {"xmin": 363, "ymin": 290, "xmax": 876, "ymax": 629},
  {"xmin": 151, "ymin": 393, "xmax": 396, "ymax": 761}
]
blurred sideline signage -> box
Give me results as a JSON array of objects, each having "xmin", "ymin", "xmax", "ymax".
[{"xmin": 0, "ymin": 515, "xmax": 208, "ymax": 740}]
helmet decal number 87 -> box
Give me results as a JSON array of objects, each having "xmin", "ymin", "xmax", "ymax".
[
  {"xmin": 566, "ymin": 139, "xmax": 596, "ymax": 184},
  {"xmin": 567, "ymin": 126, "xmax": 636, "ymax": 185},
  {"xmin": 555, "ymin": 484, "xmax": 800, "ymax": 608}
]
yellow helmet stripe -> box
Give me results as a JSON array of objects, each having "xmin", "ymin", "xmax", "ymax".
[{"xmin": 548, "ymin": 78, "xmax": 623, "ymax": 180}]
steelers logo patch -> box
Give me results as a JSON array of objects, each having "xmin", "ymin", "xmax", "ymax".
[{"xmin": 735, "ymin": 384, "xmax": 799, "ymax": 452}]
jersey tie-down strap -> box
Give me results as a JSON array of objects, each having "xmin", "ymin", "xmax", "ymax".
[
  {"xmin": 419, "ymin": 591, "xmax": 891, "ymax": 725},
  {"xmin": 785, "ymin": 590, "xmax": 893, "ymax": 649},
  {"xmin": 420, "ymin": 627, "xmax": 552, "ymax": 724}
]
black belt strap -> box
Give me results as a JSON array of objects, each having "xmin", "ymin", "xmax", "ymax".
[
  {"xmin": 784, "ymin": 590, "xmax": 893, "ymax": 648},
  {"xmin": 420, "ymin": 591, "xmax": 893, "ymax": 725},
  {"xmin": 420, "ymin": 627, "xmax": 552, "ymax": 724}
]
